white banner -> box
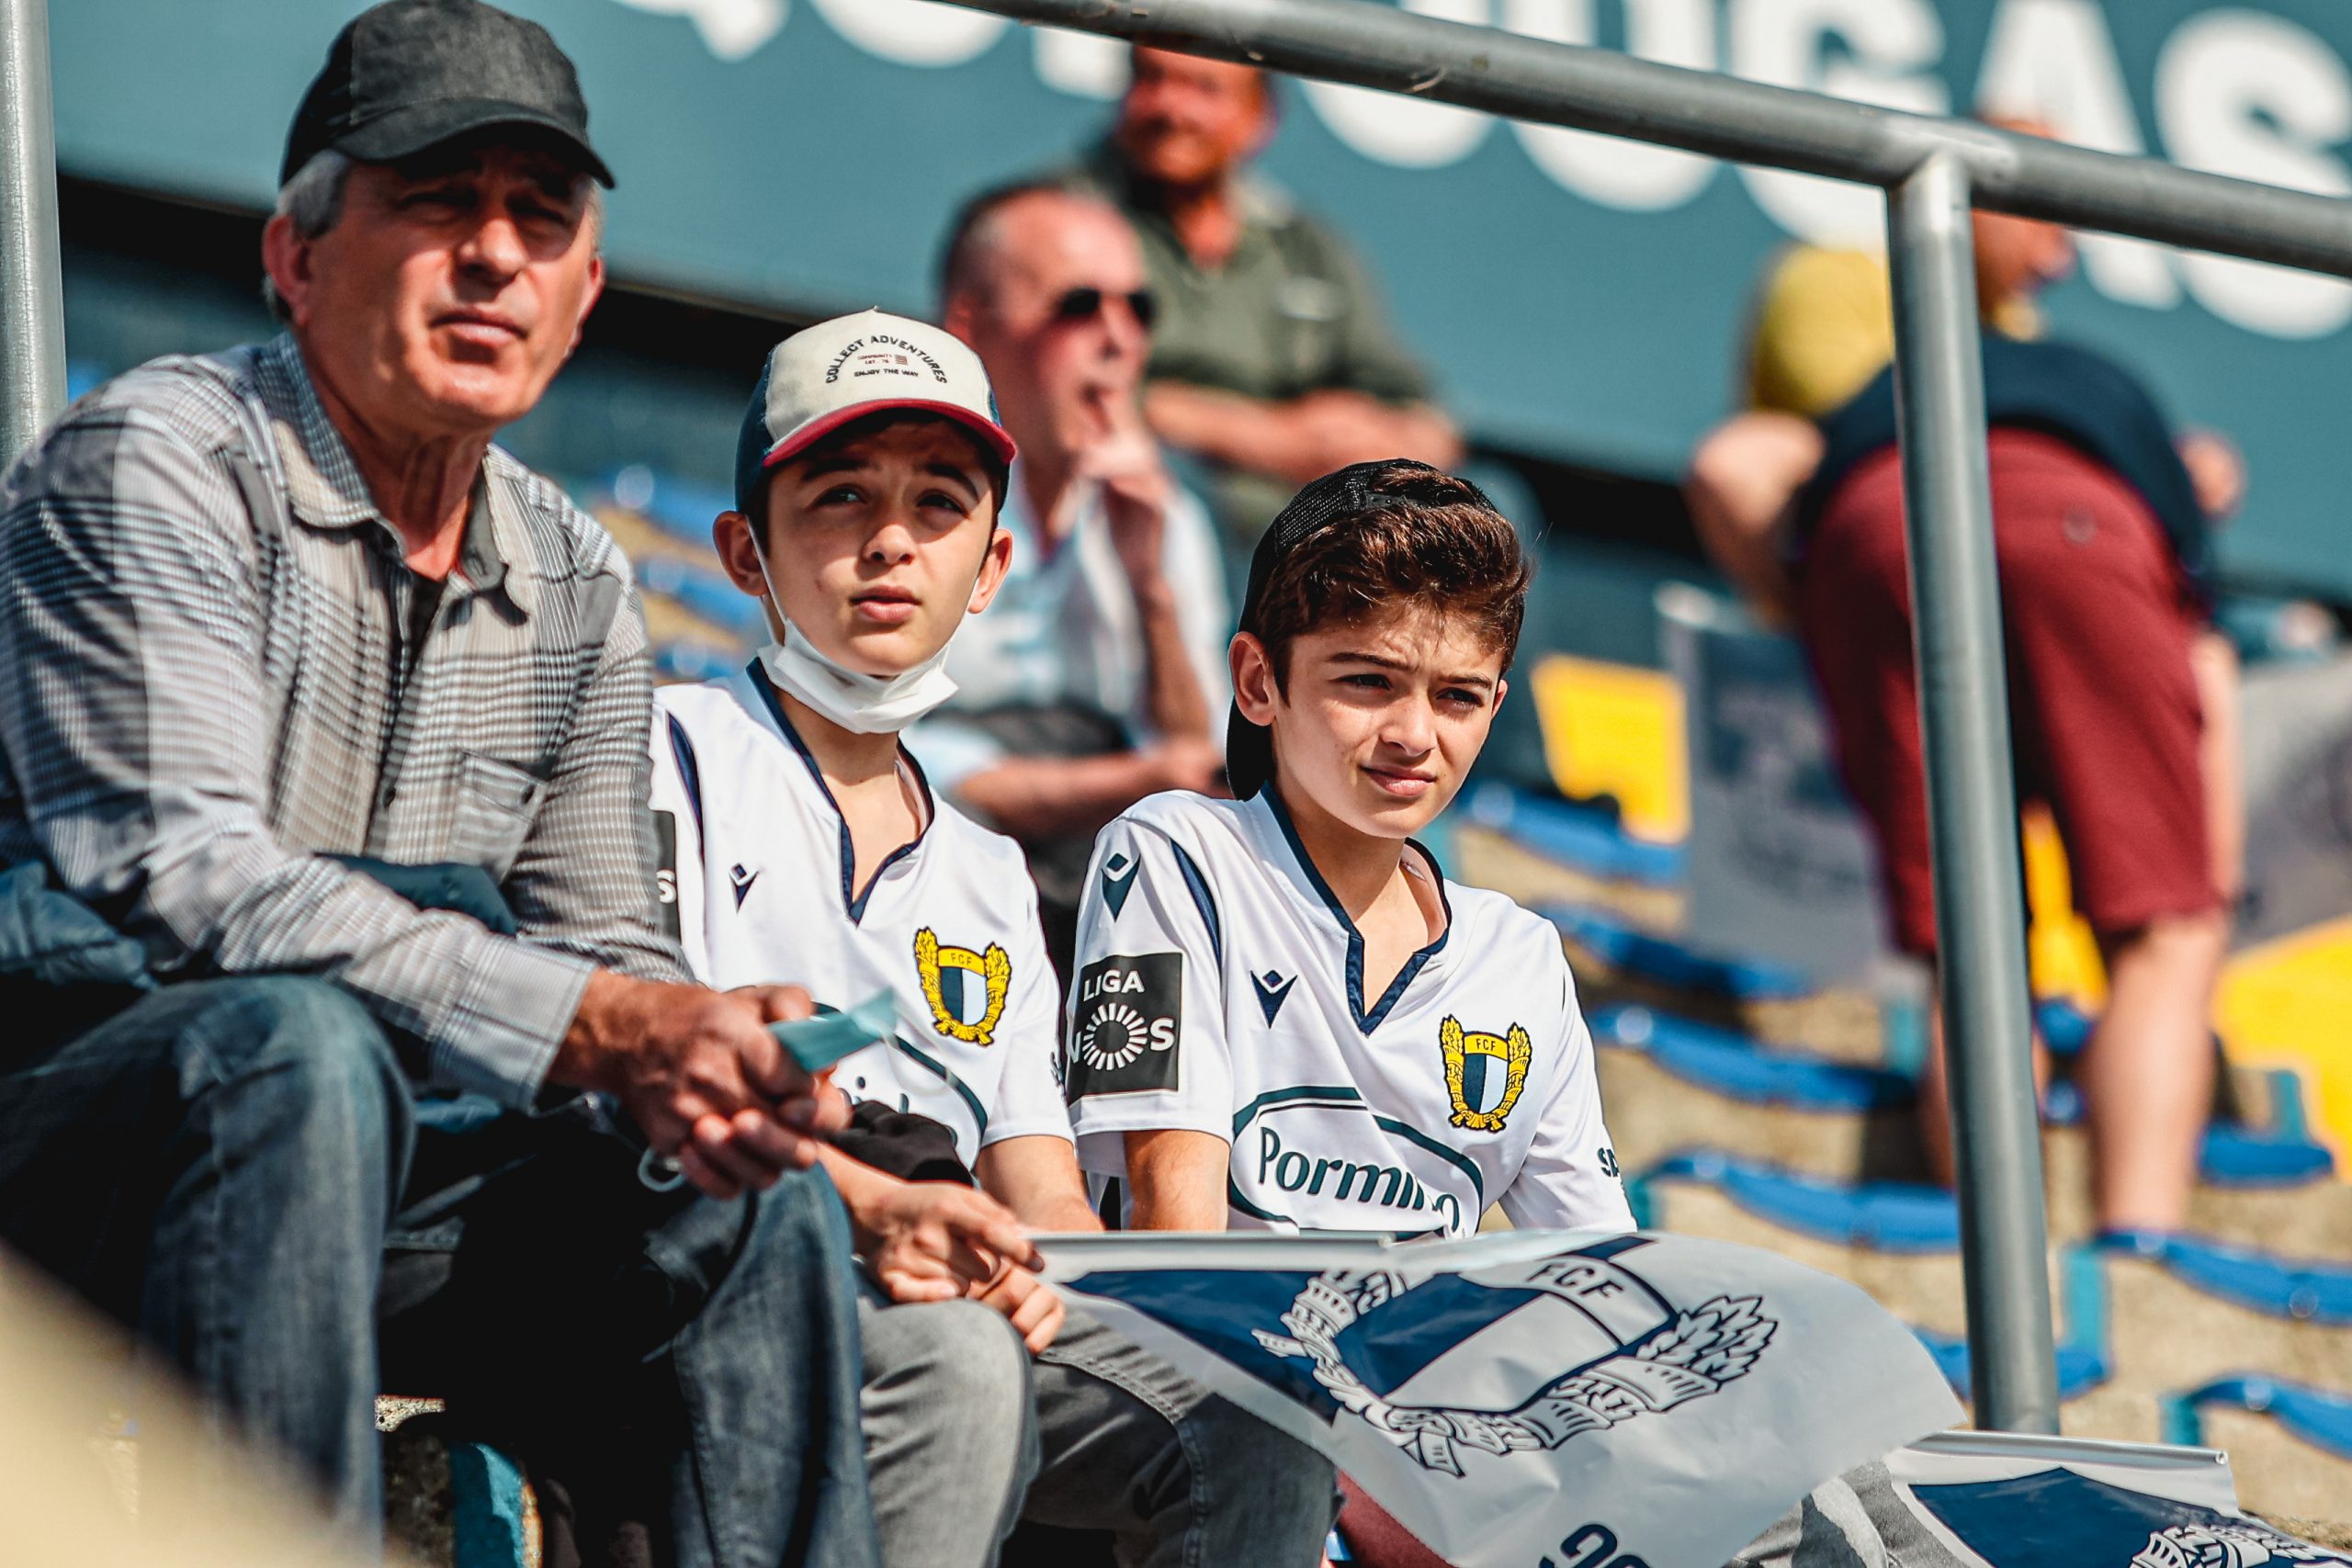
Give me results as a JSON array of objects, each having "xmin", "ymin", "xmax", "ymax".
[{"xmin": 1035, "ymin": 1229, "xmax": 1962, "ymax": 1568}]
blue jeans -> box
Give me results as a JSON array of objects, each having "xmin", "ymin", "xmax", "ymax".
[
  {"xmin": 0, "ymin": 974, "xmax": 879, "ymax": 1568},
  {"xmin": 1027, "ymin": 1305, "xmax": 1338, "ymax": 1568}
]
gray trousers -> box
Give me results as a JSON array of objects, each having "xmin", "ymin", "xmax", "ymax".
[
  {"xmin": 858, "ymin": 1294, "xmax": 1336, "ymax": 1568},
  {"xmin": 1727, "ymin": 1463, "xmax": 1967, "ymax": 1568}
]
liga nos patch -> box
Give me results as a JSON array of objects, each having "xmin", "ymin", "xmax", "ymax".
[{"xmin": 1069, "ymin": 951, "xmax": 1182, "ymax": 1096}]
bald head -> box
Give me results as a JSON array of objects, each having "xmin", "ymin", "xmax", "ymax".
[
  {"xmin": 936, "ymin": 184, "xmax": 1155, "ymax": 474},
  {"xmin": 941, "ymin": 184, "xmax": 1136, "ymax": 310}
]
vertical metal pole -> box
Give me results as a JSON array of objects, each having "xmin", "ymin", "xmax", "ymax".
[
  {"xmin": 1885, "ymin": 152, "xmax": 2061, "ymax": 1434},
  {"xmin": 0, "ymin": 0, "xmax": 65, "ymax": 467}
]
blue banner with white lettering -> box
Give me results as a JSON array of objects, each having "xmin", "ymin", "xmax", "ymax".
[
  {"xmin": 45, "ymin": 0, "xmax": 2352, "ymax": 595},
  {"xmin": 1036, "ymin": 1229, "xmax": 1961, "ymax": 1568}
]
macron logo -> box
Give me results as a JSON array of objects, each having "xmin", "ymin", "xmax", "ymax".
[
  {"xmin": 1101, "ymin": 851, "xmax": 1139, "ymax": 919},
  {"xmin": 1252, "ymin": 969, "xmax": 1295, "ymax": 1025},
  {"xmin": 729, "ymin": 863, "xmax": 759, "ymax": 908}
]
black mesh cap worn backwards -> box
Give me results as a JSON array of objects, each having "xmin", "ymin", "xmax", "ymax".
[
  {"xmin": 283, "ymin": 0, "xmax": 614, "ymax": 187},
  {"xmin": 1227, "ymin": 458, "xmax": 1471, "ymax": 801}
]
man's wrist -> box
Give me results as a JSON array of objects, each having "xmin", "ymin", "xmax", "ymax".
[{"xmin": 553, "ymin": 967, "xmax": 640, "ymax": 1094}]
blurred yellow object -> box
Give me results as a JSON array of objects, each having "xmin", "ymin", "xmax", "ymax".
[
  {"xmin": 0, "ymin": 1247, "xmax": 398, "ymax": 1567},
  {"xmin": 1527, "ymin": 655, "xmax": 1689, "ymax": 845},
  {"xmin": 2217, "ymin": 919, "xmax": 2352, "ymax": 1181},
  {"xmin": 2021, "ymin": 804, "xmax": 2108, "ymax": 1010}
]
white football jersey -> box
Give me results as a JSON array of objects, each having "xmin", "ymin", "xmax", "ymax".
[
  {"xmin": 1065, "ymin": 789, "xmax": 1633, "ymax": 1237},
  {"xmin": 650, "ymin": 665, "xmax": 1071, "ymax": 1166}
]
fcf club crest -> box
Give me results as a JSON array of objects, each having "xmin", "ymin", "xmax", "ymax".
[
  {"xmin": 1253, "ymin": 1245, "xmax": 1776, "ymax": 1477},
  {"xmin": 913, "ymin": 929, "xmax": 1011, "ymax": 1047},
  {"xmin": 2134, "ymin": 1523, "xmax": 2349, "ymax": 1568},
  {"xmin": 1441, "ymin": 1015, "xmax": 1532, "ymax": 1132}
]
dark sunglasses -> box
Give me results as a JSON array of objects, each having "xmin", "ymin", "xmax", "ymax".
[{"xmin": 1052, "ymin": 287, "xmax": 1159, "ymax": 332}]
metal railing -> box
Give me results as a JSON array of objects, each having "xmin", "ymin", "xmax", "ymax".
[
  {"xmin": 6, "ymin": 0, "xmax": 2346, "ymax": 1438},
  {"xmin": 0, "ymin": 0, "xmax": 62, "ymax": 467},
  {"xmin": 927, "ymin": 0, "xmax": 2352, "ymax": 1436}
]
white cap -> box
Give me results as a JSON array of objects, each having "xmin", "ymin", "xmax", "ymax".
[{"xmin": 733, "ymin": 309, "xmax": 1016, "ymax": 512}]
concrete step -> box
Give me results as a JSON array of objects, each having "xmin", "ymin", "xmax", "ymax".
[
  {"xmin": 2163, "ymin": 1379, "xmax": 2352, "ymax": 1528},
  {"xmin": 1598, "ymin": 1032, "xmax": 1926, "ymax": 1184},
  {"xmin": 2061, "ymin": 1385, "xmax": 2352, "ymax": 1529},
  {"xmin": 1639, "ymin": 1158, "xmax": 2352, "ymax": 1382},
  {"xmin": 1638, "ymin": 1173, "xmax": 1990, "ymax": 1340},
  {"xmin": 1642, "ymin": 1169, "xmax": 2352, "ymax": 1525},
  {"xmin": 377, "ymin": 1399, "xmax": 538, "ymax": 1568},
  {"xmin": 1599, "ymin": 1011, "xmax": 2344, "ymax": 1252}
]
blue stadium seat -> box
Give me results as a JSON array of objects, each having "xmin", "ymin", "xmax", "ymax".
[
  {"xmin": 604, "ymin": 464, "xmax": 734, "ymax": 550},
  {"xmin": 1591, "ymin": 1006, "xmax": 1911, "ymax": 1111},
  {"xmin": 2094, "ymin": 1231, "xmax": 2352, "ymax": 1326},
  {"xmin": 652, "ymin": 641, "xmax": 740, "ymax": 683},
  {"xmin": 1910, "ymin": 1323, "xmax": 2109, "ymax": 1404},
  {"xmin": 1458, "ymin": 782, "xmax": 1685, "ymax": 886},
  {"xmin": 2161, "ymin": 1376, "xmax": 2352, "ymax": 1459},
  {"xmin": 635, "ymin": 555, "xmax": 768, "ymax": 641},
  {"xmin": 1635, "ymin": 1152, "xmax": 1960, "ymax": 1253},
  {"xmin": 1543, "ymin": 907, "xmax": 1810, "ymax": 999}
]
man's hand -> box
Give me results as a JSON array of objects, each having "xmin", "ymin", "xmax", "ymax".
[
  {"xmin": 2178, "ymin": 429, "xmax": 2246, "ymax": 522},
  {"xmin": 555, "ymin": 971, "xmax": 845, "ymax": 1199},
  {"xmin": 1072, "ymin": 386, "xmax": 1175, "ymax": 594},
  {"xmin": 1145, "ymin": 734, "xmax": 1227, "ymax": 797},
  {"xmin": 859, "ymin": 1179, "xmax": 1043, "ymax": 1305},
  {"xmin": 972, "ymin": 1258, "xmax": 1067, "ymax": 1353}
]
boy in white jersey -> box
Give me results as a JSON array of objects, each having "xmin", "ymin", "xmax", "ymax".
[
  {"xmin": 1068, "ymin": 459, "xmax": 1635, "ymax": 1238},
  {"xmin": 651, "ymin": 311, "xmax": 1335, "ymax": 1568}
]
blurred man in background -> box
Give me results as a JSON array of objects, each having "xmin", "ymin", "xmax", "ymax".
[
  {"xmin": 1791, "ymin": 335, "xmax": 2232, "ymax": 1234},
  {"xmin": 1068, "ymin": 47, "xmax": 1461, "ymax": 540},
  {"xmin": 925, "ymin": 181, "xmax": 1232, "ymax": 977},
  {"xmin": 1680, "ymin": 117, "xmax": 2245, "ymax": 1042},
  {"xmin": 0, "ymin": 4, "xmax": 870, "ymax": 1562},
  {"xmin": 1683, "ymin": 118, "xmax": 2084, "ymax": 618}
]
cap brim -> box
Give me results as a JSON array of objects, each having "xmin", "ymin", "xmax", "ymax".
[
  {"xmin": 333, "ymin": 99, "xmax": 615, "ymax": 186},
  {"xmin": 763, "ymin": 400, "xmax": 1020, "ymax": 472}
]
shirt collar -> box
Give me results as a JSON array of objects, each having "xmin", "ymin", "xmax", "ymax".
[
  {"xmin": 259, "ymin": 334, "xmax": 379, "ymax": 533},
  {"xmin": 259, "ymin": 333, "xmax": 534, "ymax": 616}
]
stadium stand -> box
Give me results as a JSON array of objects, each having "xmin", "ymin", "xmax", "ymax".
[{"xmin": 1450, "ymin": 656, "xmax": 2352, "ymax": 1528}]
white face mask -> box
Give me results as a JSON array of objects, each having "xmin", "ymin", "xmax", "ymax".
[{"xmin": 750, "ymin": 544, "xmax": 960, "ymax": 735}]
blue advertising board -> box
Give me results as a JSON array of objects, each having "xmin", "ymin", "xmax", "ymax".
[{"xmin": 47, "ymin": 0, "xmax": 2352, "ymax": 591}]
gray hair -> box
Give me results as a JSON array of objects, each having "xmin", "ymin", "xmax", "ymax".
[
  {"xmin": 937, "ymin": 179, "xmax": 1114, "ymax": 311},
  {"xmin": 261, "ymin": 147, "xmax": 605, "ymax": 324},
  {"xmin": 263, "ymin": 151, "xmax": 356, "ymax": 323}
]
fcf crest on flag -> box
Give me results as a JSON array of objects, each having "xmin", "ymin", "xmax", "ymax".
[
  {"xmin": 1252, "ymin": 1249, "xmax": 1773, "ymax": 1475},
  {"xmin": 1038, "ymin": 1229, "xmax": 1962, "ymax": 1568}
]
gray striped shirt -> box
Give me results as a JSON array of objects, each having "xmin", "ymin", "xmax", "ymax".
[{"xmin": 0, "ymin": 333, "xmax": 689, "ymax": 1105}]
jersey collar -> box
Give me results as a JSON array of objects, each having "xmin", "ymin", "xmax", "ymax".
[
  {"xmin": 744, "ymin": 660, "xmax": 935, "ymax": 924},
  {"xmin": 1253, "ymin": 786, "xmax": 1452, "ymax": 1035}
]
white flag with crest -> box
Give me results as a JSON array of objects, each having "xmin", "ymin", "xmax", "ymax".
[{"xmin": 1037, "ymin": 1228, "xmax": 1962, "ymax": 1568}]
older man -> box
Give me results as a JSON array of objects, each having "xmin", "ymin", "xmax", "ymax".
[
  {"xmin": 1067, "ymin": 48, "xmax": 1461, "ymax": 539},
  {"xmin": 0, "ymin": 4, "xmax": 878, "ymax": 1562},
  {"xmin": 922, "ymin": 180, "xmax": 1232, "ymax": 974}
]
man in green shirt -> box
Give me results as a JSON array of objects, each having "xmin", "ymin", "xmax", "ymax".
[{"xmin": 1068, "ymin": 47, "xmax": 1461, "ymax": 538}]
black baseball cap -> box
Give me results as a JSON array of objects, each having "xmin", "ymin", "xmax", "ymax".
[
  {"xmin": 283, "ymin": 0, "xmax": 615, "ymax": 188},
  {"xmin": 1228, "ymin": 458, "xmax": 1483, "ymax": 800}
]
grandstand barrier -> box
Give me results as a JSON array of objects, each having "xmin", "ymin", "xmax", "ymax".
[{"xmin": 0, "ymin": 0, "xmax": 61, "ymax": 465}]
